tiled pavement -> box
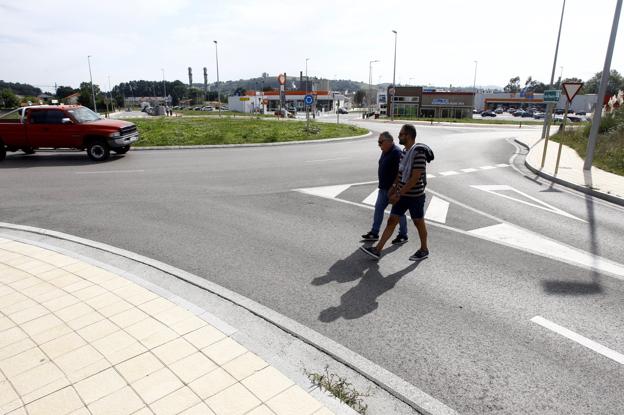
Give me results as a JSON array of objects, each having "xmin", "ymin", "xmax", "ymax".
[{"xmin": 0, "ymin": 236, "xmax": 336, "ymax": 415}]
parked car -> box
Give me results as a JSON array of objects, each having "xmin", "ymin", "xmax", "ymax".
[
  {"xmin": 274, "ymin": 109, "xmax": 295, "ymax": 118},
  {"xmin": 337, "ymin": 107, "xmax": 348, "ymax": 114},
  {"xmin": 481, "ymin": 110, "xmax": 497, "ymax": 117},
  {"xmin": 513, "ymin": 110, "xmax": 525, "ymax": 117},
  {"xmin": 0, "ymin": 105, "xmax": 138, "ymax": 162},
  {"xmin": 533, "ymin": 112, "xmax": 545, "ymax": 119},
  {"xmin": 521, "ymin": 111, "xmax": 534, "ymax": 118},
  {"xmin": 494, "ymin": 108, "xmax": 503, "ymax": 114},
  {"xmin": 201, "ymin": 106, "xmax": 214, "ymax": 111}
]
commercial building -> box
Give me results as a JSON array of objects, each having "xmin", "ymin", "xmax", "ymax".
[
  {"xmin": 386, "ymin": 86, "xmax": 475, "ymax": 119},
  {"xmin": 229, "ymin": 90, "xmax": 347, "ymax": 114}
]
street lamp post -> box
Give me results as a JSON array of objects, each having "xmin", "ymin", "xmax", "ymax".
[
  {"xmin": 473, "ymin": 60, "xmax": 478, "ymax": 111},
  {"xmin": 391, "ymin": 30, "xmax": 397, "ymax": 121},
  {"xmin": 87, "ymin": 55, "xmax": 97, "ymax": 112},
  {"xmin": 369, "ymin": 60, "xmax": 379, "ymax": 116},
  {"xmin": 305, "ymin": 58, "xmax": 310, "ymax": 121},
  {"xmin": 161, "ymin": 69, "xmax": 166, "ymax": 105},
  {"xmin": 213, "ymin": 40, "xmax": 221, "ymax": 117}
]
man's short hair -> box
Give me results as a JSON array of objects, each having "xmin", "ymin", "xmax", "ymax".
[
  {"xmin": 379, "ymin": 131, "xmax": 393, "ymax": 142},
  {"xmin": 402, "ymin": 124, "xmax": 417, "ymax": 139}
]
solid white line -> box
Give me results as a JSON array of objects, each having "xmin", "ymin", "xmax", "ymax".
[
  {"xmin": 424, "ymin": 196, "xmax": 449, "ymax": 223},
  {"xmin": 439, "ymin": 171, "xmax": 460, "ymax": 176},
  {"xmin": 304, "ymin": 157, "xmax": 349, "ymax": 163},
  {"xmin": 469, "ymin": 223, "xmax": 624, "ymax": 279},
  {"xmin": 362, "ymin": 189, "xmax": 379, "ymax": 206},
  {"xmin": 460, "ymin": 168, "xmax": 478, "ymax": 173},
  {"xmin": 479, "ymin": 165, "xmax": 496, "ymax": 170},
  {"xmin": 496, "ymin": 163, "xmax": 510, "ymax": 168},
  {"xmin": 75, "ymin": 170, "xmax": 144, "ymax": 175},
  {"xmin": 531, "ymin": 316, "xmax": 624, "ymax": 365}
]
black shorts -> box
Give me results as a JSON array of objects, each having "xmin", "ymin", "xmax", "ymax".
[{"xmin": 390, "ymin": 194, "xmax": 426, "ymax": 219}]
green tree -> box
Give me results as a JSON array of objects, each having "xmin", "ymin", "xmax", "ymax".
[
  {"xmin": 353, "ymin": 89, "xmax": 367, "ymax": 106},
  {"xmin": 78, "ymin": 82, "xmax": 101, "ymax": 109},
  {"xmin": 585, "ymin": 70, "xmax": 624, "ymax": 96},
  {"xmin": 55, "ymin": 86, "xmax": 76, "ymax": 99},
  {"xmin": 504, "ymin": 76, "xmax": 521, "ymax": 93},
  {"xmin": 0, "ymin": 89, "xmax": 20, "ymax": 108}
]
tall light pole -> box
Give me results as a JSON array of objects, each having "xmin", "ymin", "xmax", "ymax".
[
  {"xmin": 161, "ymin": 69, "xmax": 166, "ymax": 104},
  {"xmin": 391, "ymin": 30, "xmax": 397, "ymax": 121},
  {"xmin": 87, "ymin": 55, "xmax": 97, "ymax": 112},
  {"xmin": 306, "ymin": 58, "xmax": 310, "ymax": 120},
  {"xmin": 584, "ymin": 0, "xmax": 623, "ymax": 170},
  {"xmin": 213, "ymin": 40, "xmax": 221, "ymax": 117},
  {"xmin": 473, "ymin": 60, "xmax": 478, "ymax": 111},
  {"xmin": 108, "ymin": 75, "xmax": 113, "ymax": 113},
  {"xmin": 369, "ymin": 60, "xmax": 379, "ymax": 115},
  {"xmin": 541, "ymin": 0, "xmax": 566, "ymax": 168}
]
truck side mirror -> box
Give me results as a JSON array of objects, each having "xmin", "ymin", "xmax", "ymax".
[{"xmin": 62, "ymin": 118, "xmax": 73, "ymax": 124}]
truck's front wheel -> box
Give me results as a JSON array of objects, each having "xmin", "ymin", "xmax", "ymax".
[
  {"xmin": 114, "ymin": 145, "xmax": 130, "ymax": 155},
  {"xmin": 0, "ymin": 141, "xmax": 6, "ymax": 162},
  {"xmin": 86, "ymin": 139, "xmax": 110, "ymax": 161}
]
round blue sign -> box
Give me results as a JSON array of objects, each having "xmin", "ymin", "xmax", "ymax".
[{"xmin": 304, "ymin": 94, "xmax": 314, "ymax": 105}]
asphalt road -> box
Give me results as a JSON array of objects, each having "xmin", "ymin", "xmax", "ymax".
[{"xmin": 1, "ymin": 117, "xmax": 623, "ymax": 414}]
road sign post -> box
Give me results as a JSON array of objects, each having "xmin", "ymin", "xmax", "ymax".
[
  {"xmin": 554, "ymin": 82, "xmax": 584, "ymax": 175},
  {"xmin": 541, "ymin": 90, "xmax": 562, "ymax": 168}
]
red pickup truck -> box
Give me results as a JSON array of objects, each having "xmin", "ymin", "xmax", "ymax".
[{"xmin": 0, "ymin": 105, "xmax": 139, "ymax": 162}]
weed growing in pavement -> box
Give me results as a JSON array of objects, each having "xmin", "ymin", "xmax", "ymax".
[{"xmin": 304, "ymin": 366, "xmax": 370, "ymax": 414}]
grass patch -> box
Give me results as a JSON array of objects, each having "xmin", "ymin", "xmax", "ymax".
[
  {"xmin": 388, "ymin": 116, "xmax": 542, "ymax": 125},
  {"xmin": 304, "ymin": 366, "xmax": 369, "ymax": 414},
  {"xmin": 550, "ymin": 126, "xmax": 624, "ymax": 176},
  {"xmin": 126, "ymin": 116, "xmax": 368, "ymax": 146}
]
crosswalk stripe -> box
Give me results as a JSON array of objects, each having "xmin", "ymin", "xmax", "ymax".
[
  {"xmin": 479, "ymin": 165, "xmax": 496, "ymax": 170},
  {"xmin": 362, "ymin": 189, "xmax": 379, "ymax": 206},
  {"xmin": 439, "ymin": 171, "xmax": 459, "ymax": 176},
  {"xmin": 424, "ymin": 196, "xmax": 450, "ymax": 223},
  {"xmin": 461, "ymin": 168, "xmax": 478, "ymax": 173}
]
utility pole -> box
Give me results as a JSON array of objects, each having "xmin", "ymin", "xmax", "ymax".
[
  {"xmin": 584, "ymin": 0, "xmax": 623, "ymax": 170},
  {"xmin": 369, "ymin": 60, "xmax": 379, "ymax": 116},
  {"xmin": 87, "ymin": 55, "xmax": 97, "ymax": 112},
  {"xmin": 391, "ymin": 30, "xmax": 397, "ymax": 121},
  {"xmin": 306, "ymin": 58, "xmax": 310, "ymax": 122},
  {"xmin": 473, "ymin": 60, "xmax": 478, "ymax": 111},
  {"xmin": 161, "ymin": 69, "xmax": 166, "ymax": 105},
  {"xmin": 213, "ymin": 40, "xmax": 221, "ymax": 117}
]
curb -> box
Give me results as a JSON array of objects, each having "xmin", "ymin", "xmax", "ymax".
[
  {"xmin": 0, "ymin": 222, "xmax": 457, "ymax": 415},
  {"xmin": 363, "ymin": 119, "xmax": 542, "ymax": 129},
  {"xmin": 131, "ymin": 132, "xmax": 372, "ymax": 151},
  {"xmin": 514, "ymin": 138, "xmax": 624, "ymax": 207}
]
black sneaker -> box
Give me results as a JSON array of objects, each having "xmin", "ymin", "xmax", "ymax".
[
  {"xmin": 361, "ymin": 232, "xmax": 379, "ymax": 241},
  {"xmin": 409, "ymin": 249, "xmax": 429, "ymax": 261},
  {"xmin": 360, "ymin": 246, "xmax": 380, "ymax": 260},
  {"xmin": 391, "ymin": 235, "xmax": 408, "ymax": 245}
]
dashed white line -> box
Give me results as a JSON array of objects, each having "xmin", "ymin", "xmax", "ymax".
[
  {"xmin": 479, "ymin": 165, "xmax": 496, "ymax": 170},
  {"xmin": 496, "ymin": 163, "xmax": 510, "ymax": 168},
  {"xmin": 75, "ymin": 170, "xmax": 144, "ymax": 175},
  {"xmin": 460, "ymin": 168, "xmax": 478, "ymax": 173},
  {"xmin": 439, "ymin": 171, "xmax": 460, "ymax": 176},
  {"xmin": 531, "ymin": 316, "xmax": 624, "ymax": 365}
]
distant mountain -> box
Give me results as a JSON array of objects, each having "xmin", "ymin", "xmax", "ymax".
[{"xmin": 0, "ymin": 80, "xmax": 43, "ymax": 96}]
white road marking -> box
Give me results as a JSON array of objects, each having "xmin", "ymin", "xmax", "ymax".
[
  {"xmin": 471, "ymin": 184, "xmax": 586, "ymax": 222},
  {"xmin": 439, "ymin": 171, "xmax": 460, "ymax": 176},
  {"xmin": 75, "ymin": 170, "xmax": 144, "ymax": 175},
  {"xmin": 461, "ymin": 168, "xmax": 478, "ymax": 173},
  {"xmin": 427, "ymin": 174, "xmax": 436, "ymax": 178},
  {"xmin": 424, "ymin": 196, "xmax": 449, "ymax": 223},
  {"xmin": 362, "ymin": 189, "xmax": 379, "ymax": 206},
  {"xmin": 297, "ymin": 184, "xmax": 351, "ymax": 199},
  {"xmin": 304, "ymin": 157, "xmax": 349, "ymax": 163},
  {"xmin": 496, "ymin": 163, "xmax": 510, "ymax": 168},
  {"xmin": 469, "ymin": 223, "xmax": 624, "ymax": 279},
  {"xmin": 479, "ymin": 165, "xmax": 496, "ymax": 170},
  {"xmin": 531, "ymin": 316, "xmax": 624, "ymax": 365}
]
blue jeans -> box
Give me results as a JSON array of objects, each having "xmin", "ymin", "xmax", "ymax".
[{"xmin": 371, "ymin": 189, "xmax": 407, "ymax": 236}]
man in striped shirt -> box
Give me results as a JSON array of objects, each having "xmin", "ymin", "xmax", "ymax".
[{"xmin": 360, "ymin": 124, "xmax": 429, "ymax": 261}]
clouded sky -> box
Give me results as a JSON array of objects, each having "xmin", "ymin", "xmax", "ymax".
[{"xmin": 1, "ymin": 0, "xmax": 623, "ymax": 92}]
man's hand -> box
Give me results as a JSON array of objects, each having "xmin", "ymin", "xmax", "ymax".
[{"xmin": 389, "ymin": 190, "xmax": 400, "ymax": 205}]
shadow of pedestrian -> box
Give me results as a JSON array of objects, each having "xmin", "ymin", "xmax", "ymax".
[{"xmin": 316, "ymin": 249, "xmax": 420, "ymax": 322}]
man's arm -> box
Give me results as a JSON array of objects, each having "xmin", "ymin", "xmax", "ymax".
[{"xmin": 398, "ymin": 170, "xmax": 422, "ymax": 196}]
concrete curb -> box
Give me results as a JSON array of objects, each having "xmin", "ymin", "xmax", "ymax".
[
  {"xmin": 363, "ymin": 119, "xmax": 542, "ymax": 130},
  {"xmin": 0, "ymin": 222, "xmax": 458, "ymax": 415},
  {"xmin": 131, "ymin": 131, "xmax": 372, "ymax": 151},
  {"xmin": 514, "ymin": 138, "xmax": 624, "ymax": 207}
]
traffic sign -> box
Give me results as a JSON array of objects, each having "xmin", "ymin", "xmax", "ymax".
[
  {"xmin": 304, "ymin": 94, "xmax": 314, "ymax": 105},
  {"xmin": 544, "ymin": 90, "xmax": 561, "ymax": 103},
  {"xmin": 389, "ymin": 87, "xmax": 396, "ymax": 95},
  {"xmin": 562, "ymin": 82, "xmax": 584, "ymax": 102},
  {"xmin": 277, "ymin": 74, "xmax": 285, "ymax": 85}
]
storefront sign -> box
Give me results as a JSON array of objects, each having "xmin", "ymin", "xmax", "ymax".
[{"xmin": 432, "ymin": 99, "xmax": 449, "ymax": 105}]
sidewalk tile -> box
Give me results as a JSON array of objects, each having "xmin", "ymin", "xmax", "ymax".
[
  {"xmin": 131, "ymin": 367, "xmax": 183, "ymax": 404},
  {"xmin": 30, "ymin": 322, "xmax": 73, "ymax": 345},
  {"xmin": 9, "ymin": 277, "xmax": 41, "ymax": 292},
  {"xmin": 0, "ymin": 291, "xmax": 28, "ymax": 307},
  {"xmin": 222, "ymin": 352, "xmax": 268, "ymax": 381},
  {"xmin": 40, "ymin": 331, "xmax": 86, "ymax": 359},
  {"xmin": 201, "ymin": 337, "xmax": 247, "ymax": 366},
  {"xmin": 75, "ymin": 368, "xmax": 127, "ymax": 404},
  {"xmin": 77, "ymin": 319, "xmax": 119, "ymax": 342},
  {"xmin": 0, "ymin": 326, "xmax": 28, "ymax": 349},
  {"xmin": 107, "ymin": 341, "xmax": 147, "ymax": 365},
  {"xmin": 0, "ymin": 269, "xmax": 31, "ymax": 284},
  {"xmin": 0, "ymin": 316, "xmax": 15, "ymax": 331},
  {"xmin": 137, "ymin": 298, "xmax": 177, "ymax": 315},
  {"xmin": 42, "ymin": 293, "xmax": 80, "ymax": 312},
  {"xmin": 100, "ymin": 299, "xmax": 134, "ymax": 317},
  {"xmin": 68, "ymin": 408, "xmax": 91, "ymax": 415},
  {"xmin": 109, "ymin": 307, "xmax": 149, "ymax": 328},
  {"xmin": 170, "ymin": 316, "xmax": 207, "ymax": 336},
  {"xmin": 9, "ymin": 304, "xmax": 49, "ymax": 325},
  {"xmin": 66, "ymin": 359, "xmax": 110, "ymax": 384},
  {"xmin": 92, "ymin": 329, "xmax": 139, "ymax": 355},
  {"xmin": 153, "ymin": 307, "xmax": 197, "ymax": 326},
  {"xmin": 62, "ymin": 261, "xmax": 92, "ymax": 274},
  {"xmin": 49, "ymin": 273, "xmax": 84, "ymax": 289},
  {"xmin": 55, "ymin": 302, "xmax": 94, "ymax": 322},
  {"xmin": 37, "ymin": 268, "xmax": 73, "ymax": 282},
  {"xmin": 115, "ymin": 352, "xmax": 164, "ymax": 383},
  {"xmin": 39, "ymin": 254, "xmax": 79, "ymax": 268},
  {"xmin": 205, "ymin": 383, "xmax": 261, "ymax": 415},
  {"xmin": 266, "ymin": 385, "xmax": 323, "ymax": 415},
  {"xmin": 17, "ymin": 261, "xmax": 56, "ymax": 275},
  {"xmin": 132, "ymin": 408, "xmax": 155, "ymax": 415},
  {"xmin": 183, "ymin": 325, "xmax": 226, "ymax": 350},
  {"xmin": 140, "ymin": 327, "xmax": 179, "ymax": 349},
  {"xmin": 188, "ymin": 368, "xmax": 236, "ymax": 399},
  {"xmin": 21, "ymin": 313, "xmax": 63, "ymax": 337},
  {"xmin": 241, "ymin": 366, "xmax": 294, "ymax": 402},
  {"xmin": 179, "ymin": 402, "xmax": 216, "ymax": 415},
  {"xmin": 113, "ymin": 285, "xmax": 158, "ymax": 306},
  {"xmin": 67, "ymin": 311, "xmax": 105, "ymax": 331},
  {"xmin": 99, "ymin": 276, "xmax": 132, "ymax": 291},
  {"xmin": 25, "ymin": 386, "xmax": 83, "ymax": 415},
  {"xmin": 169, "ymin": 352, "xmax": 217, "ymax": 383},
  {"xmin": 0, "ymin": 337, "xmax": 36, "ymax": 361},
  {"xmin": 0, "ymin": 380, "xmax": 21, "ymax": 413},
  {"xmin": 246, "ymin": 406, "xmax": 277, "ymax": 415},
  {"xmin": 11, "ymin": 362, "xmax": 67, "ymax": 398},
  {"xmin": 85, "ymin": 291, "xmax": 123, "ymax": 309},
  {"xmin": 0, "ymin": 347, "xmax": 48, "ymax": 378},
  {"xmin": 0, "ymin": 284, "xmax": 15, "ymax": 297},
  {"xmin": 7, "ymin": 407, "xmax": 27, "ymax": 415},
  {"xmin": 72, "ymin": 285, "xmax": 108, "ymax": 302},
  {"xmin": 28, "ymin": 286, "xmax": 65, "ymax": 304},
  {"xmin": 152, "ymin": 338, "xmax": 197, "ymax": 365},
  {"xmin": 88, "ymin": 386, "xmax": 144, "ymax": 415},
  {"xmin": 21, "ymin": 281, "xmax": 55, "ymax": 298},
  {"xmin": 313, "ymin": 408, "xmax": 335, "ymax": 415},
  {"xmin": 55, "ymin": 345, "xmax": 105, "ymax": 379},
  {"xmin": 149, "ymin": 386, "xmax": 200, "ymax": 415},
  {"xmin": 64, "ymin": 280, "xmax": 94, "ymax": 293},
  {"xmin": 125, "ymin": 317, "xmax": 169, "ymax": 340}
]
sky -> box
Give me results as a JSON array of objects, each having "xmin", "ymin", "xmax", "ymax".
[{"xmin": 1, "ymin": 0, "xmax": 623, "ymax": 92}]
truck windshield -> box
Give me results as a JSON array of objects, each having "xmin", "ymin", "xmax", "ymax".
[{"xmin": 66, "ymin": 107, "xmax": 101, "ymax": 123}]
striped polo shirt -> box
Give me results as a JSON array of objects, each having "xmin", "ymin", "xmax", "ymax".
[{"xmin": 398, "ymin": 148, "xmax": 427, "ymax": 197}]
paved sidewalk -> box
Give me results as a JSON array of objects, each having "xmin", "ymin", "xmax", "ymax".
[
  {"xmin": 520, "ymin": 134, "xmax": 624, "ymax": 204},
  {"xmin": 0, "ymin": 236, "xmax": 335, "ymax": 415}
]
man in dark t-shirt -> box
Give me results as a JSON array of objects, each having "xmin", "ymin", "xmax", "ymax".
[
  {"xmin": 361, "ymin": 131, "xmax": 408, "ymax": 244},
  {"xmin": 360, "ymin": 124, "xmax": 429, "ymax": 262}
]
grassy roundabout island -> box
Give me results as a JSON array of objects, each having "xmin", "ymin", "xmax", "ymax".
[{"xmin": 127, "ymin": 117, "xmax": 368, "ymax": 146}]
